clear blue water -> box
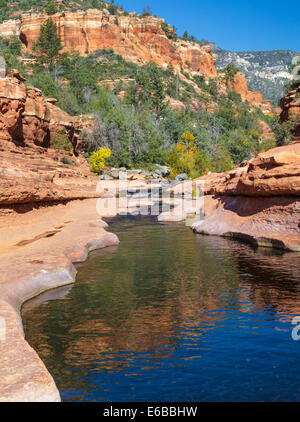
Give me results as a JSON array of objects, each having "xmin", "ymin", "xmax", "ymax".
[{"xmin": 22, "ymin": 216, "xmax": 300, "ymax": 402}]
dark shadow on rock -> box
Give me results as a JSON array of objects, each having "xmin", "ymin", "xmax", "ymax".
[{"xmin": 215, "ymin": 194, "xmax": 299, "ymax": 218}]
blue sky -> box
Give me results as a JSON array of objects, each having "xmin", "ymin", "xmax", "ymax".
[{"xmin": 119, "ymin": 0, "xmax": 299, "ymax": 52}]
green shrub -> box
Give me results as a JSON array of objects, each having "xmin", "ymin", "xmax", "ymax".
[
  {"xmin": 108, "ymin": 3, "xmax": 118, "ymax": 15},
  {"xmin": 0, "ymin": 35, "xmax": 22, "ymax": 56},
  {"xmin": 161, "ymin": 22, "xmax": 177, "ymax": 40},
  {"xmin": 223, "ymin": 64, "xmax": 240, "ymax": 83},
  {"xmin": 270, "ymin": 116, "xmax": 297, "ymax": 146},
  {"xmin": 51, "ymin": 131, "xmax": 72, "ymax": 152},
  {"xmin": 45, "ymin": 0, "xmax": 58, "ymax": 15},
  {"xmin": 227, "ymin": 91, "xmax": 242, "ymax": 103},
  {"xmin": 27, "ymin": 69, "xmax": 60, "ymax": 98},
  {"xmin": 210, "ymin": 141, "xmax": 233, "ymax": 173},
  {"xmin": 193, "ymin": 150, "xmax": 211, "ymax": 176},
  {"xmin": 62, "ymin": 156, "xmax": 74, "ymax": 166}
]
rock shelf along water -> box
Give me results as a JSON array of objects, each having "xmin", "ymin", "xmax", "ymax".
[
  {"xmin": 0, "ymin": 199, "xmax": 119, "ymax": 402},
  {"xmin": 21, "ymin": 215, "xmax": 300, "ymax": 402}
]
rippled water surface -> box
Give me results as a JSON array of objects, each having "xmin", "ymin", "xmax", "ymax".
[{"xmin": 22, "ymin": 216, "xmax": 300, "ymax": 402}]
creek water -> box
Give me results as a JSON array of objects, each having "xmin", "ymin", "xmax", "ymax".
[{"xmin": 22, "ymin": 216, "xmax": 300, "ymax": 402}]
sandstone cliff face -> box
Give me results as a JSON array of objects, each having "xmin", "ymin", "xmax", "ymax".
[
  {"xmin": 18, "ymin": 9, "xmax": 217, "ymax": 77},
  {"xmin": 280, "ymin": 85, "xmax": 300, "ymax": 140},
  {"xmin": 227, "ymin": 72, "xmax": 272, "ymax": 113},
  {"xmin": 0, "ymin": 19, "xmax": 20, "ymax": 37},
  {"xmin": 191, "ymin": 83, "xmax": 300, "ymax": 251},
  {"xmin": 0, "ymin": 9, "xmax": 274, "ymax": 111},
  {"xmin": 0, "ymin": 72, "xmax": 100, "ymax": 209},
  {"xmin": 0, "ymin": 71, "xmax": 78, "ymax": 149}
]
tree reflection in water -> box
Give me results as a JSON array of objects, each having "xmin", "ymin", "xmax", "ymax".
[{"xmin": 22, "ymin": 216, "xmax": 300, "ymax": 402}]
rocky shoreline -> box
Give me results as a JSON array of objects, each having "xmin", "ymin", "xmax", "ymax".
[
  {"xmin": 190, "ymin": 140, "xmax": 300, "ymax": 252},
  {"xmin": 0, "ymin": 164, "xmax": 299, "ymax": 400},
  {"xmin": 0, "ymin": 199, "xmax": 119, "ymax": 401}
]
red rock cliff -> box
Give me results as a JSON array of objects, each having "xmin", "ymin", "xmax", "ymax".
[
  {"xmin": 0, "ymin": 9, "xmax": 274, "ymax": 114},
  {"xmin": 227, "ymin": 72, "xmax": 272, "ymax": 113},
  {"xmin": 0, "ymin": 71, "xmax": 78, "ymax": 150},
  {"xmin": 0, "ymin": 19, "xmax": 20, "ymax": 37},
  {"xmin": 280, "ymin": 85, "xmax": 300, "ymax": 140},
  {"xmin": 0, "ymin": 72, "xmax": 99, "ymax": 208},
  {"xmin": 0, "ymin": 9, "xmax": 275, "ymax": 110},
  {"xmin": 9, "ymin": 9, "xmax": 218, "ymax": 77}
]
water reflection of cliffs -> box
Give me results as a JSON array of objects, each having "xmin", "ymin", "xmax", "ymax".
[
  {"xmin": 227, "ymin": 242, "xmax": 300, "ymax": 318},
  {"xmin": 22, "ymin": 218, "xmax": 300, "ymax": 394}
]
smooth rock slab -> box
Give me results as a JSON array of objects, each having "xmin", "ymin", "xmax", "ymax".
[
  {"xmin": 0, "ymin": 199, "xmax": 120, "ymax": 402},
  {"xmin": 191, "ymin": 195, "xmax": 300, "ymax": 251}
]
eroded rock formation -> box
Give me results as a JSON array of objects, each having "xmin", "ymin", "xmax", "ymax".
[
  {"xmin": 12, "ymin": 10, "xmax": 218, "ymax": 77},
  {"xmin": 192, "ymin": 142, "xmax": 300, "ymax": 251},
  {"xmin": 200, "ymin": 142, "xmax": 300, "ymax": 197},
  {"xmin": 0, "ymin": 72, "xmax": 99, "ymax": 209},
  {"xmin": 191, "ymin": 87, "xmax": 300, "ymax": 251},
  {"xmin": 280, "ymin": 85, "xmax": 300, "ymax": 140},
  {"xmin": 227, "ymin": 72, "xmax": 273, "ymax": 113},
  {"xmin": 0, "ymin": 71, "xmax": 79, "ymax": 149}
]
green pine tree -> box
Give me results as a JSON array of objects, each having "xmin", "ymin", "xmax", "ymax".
[
  {"xmin": 45, "ymin": 0, "xmax": 58, "ymax": 15},
  {"xmin": 33, "ymin": 18, "xmax": 62, "ymax": 77}
]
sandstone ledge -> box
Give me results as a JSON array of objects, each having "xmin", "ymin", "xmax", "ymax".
[
  {"xmin": 157, "ymin": 139, "xmax": 300, "ymax": 251},
  {"xmin": 189, "ymin": 141, "xmax": 300, "ymax": 251},
  {"xmin": 0, "ymin": 199, "xmax": 119, "ymax": 401},
  {"xmin": 191, "ymin": 195, "xmax": 300, "ymax": 252}
]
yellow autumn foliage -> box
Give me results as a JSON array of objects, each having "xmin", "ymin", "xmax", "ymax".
[
  {"xmin": 90, "ymin": 148, "xmax": 111, "ymax": 174},
  {"xmin": 166, "ymin": 132, "xmax": 199, "ymax": 179}
]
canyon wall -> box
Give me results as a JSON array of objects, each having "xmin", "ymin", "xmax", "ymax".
[
  {"xmin": 0, "ymin": 9, "xmax": 272, "ymax": 110},
  {"xmin": 0, "ymin": 70, "xmax": 78, "ymax": 149},
  {"xmin": 7, "ymin": 9, "xmax": 218, "ymax": 77},
  {"xmin": 0, "ymin": 19, "xmax": 20, "ymax": 37},
  {"xmin": 227, "ymin": 72, "xmax": 273, "ymax": 114},
  {"xmin": 0, "ymin": 72, "xmax": 99, "ymax": 208}
]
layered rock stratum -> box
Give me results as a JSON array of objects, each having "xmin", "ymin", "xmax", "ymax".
[
  {"xmin": 0, "ymin": 71, "xmax": 100, "ymax": 210},
  {"xmin": 0, "ymin": 8, "xmax": 272, "ymax": 111},
  {"xmin": 191, "ymin": 86, "xmax": 300, "ymax": 251},
  {"xmin": 1, "ymin": 9, "xmax": 218, "ymax": 77}
]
